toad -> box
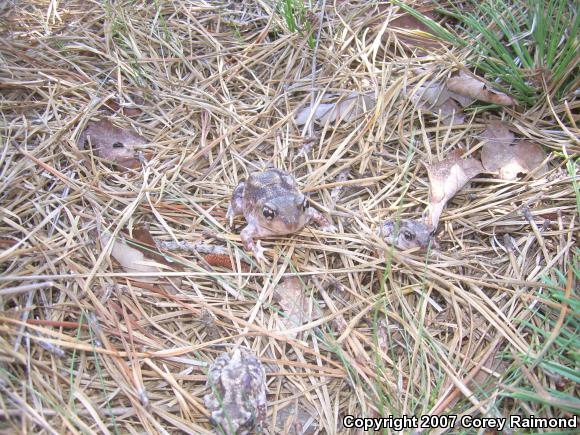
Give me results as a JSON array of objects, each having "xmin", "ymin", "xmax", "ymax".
[
  {"xmin": 227, "ymin": 168, "xmax": 336, "ymax": 262},
  {"xmin": 381, "ymin": 218, "xmax": 436, "ymax": 250},
  {"xmin": 204, "ymin": 347, "xmax": 267, "ymax": 435},
  {"xmin": 78, "ymin": 119, "xmax": 144, "ymax": 168}
]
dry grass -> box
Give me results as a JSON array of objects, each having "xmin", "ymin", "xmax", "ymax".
[{"xmin": 0, "ymin": 0, "xmax": 578, "ymax": 434}]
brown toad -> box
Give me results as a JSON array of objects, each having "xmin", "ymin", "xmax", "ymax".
[
  {"xmin": 78, "ymin": 120, "xmax": 145, "ymax": 168},
  {"xmin": 380, "ymin": 219, "xmax": 435, "ymax": 250},
  {"xmin": 227, "ymin": 168, "xmax": 336, "ymax": 262},
  {"xmin": 204, "ymin": 347, "xmax": 267, "ymax": 435}
]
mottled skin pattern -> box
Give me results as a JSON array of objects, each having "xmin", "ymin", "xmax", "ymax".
[
  {"xmin": 204, "ymin": 348, "xmax": 267, "ymax": 435},
  {"xmin": 227, "ymin": 168, "xmax": 336, "ymax": 262},
  {"xmin": 381, "ymin": 219, "xmax": 435, "ymax": 250}
]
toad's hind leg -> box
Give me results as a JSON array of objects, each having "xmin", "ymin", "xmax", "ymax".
[{"xmin": 227, "ymin": 181, "xmax": 245, "ymax": 226}]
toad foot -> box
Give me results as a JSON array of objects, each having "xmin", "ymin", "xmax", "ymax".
[{"xmin": 252, "ymin": 241, "xmax": 268, "ymax": 264}]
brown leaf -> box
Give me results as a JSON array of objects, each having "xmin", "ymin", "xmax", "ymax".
[
  {"xmin": 99, "ymin": 226, "xmax": 181, "ymax": 292},
  {"xmin": 273, "ymin": 277, "xmax": 322, "ymax": 338},
  {"xmin": 411, "ymin": 69, "xmax": 515, "ymax": 123},
  {"xmin": 131, "ymin": 226, "xmax": 175, "ymax": 268},
  {"xmin": 78, "ymin": 120, "xmax": 145, "ymax": 168},
  {"xmin": 295, "ymin": 92, "xmax": 375, "ymax": 126},
  {"xmin": 101, "ymin": 231, "xmax": 160, "ymax": 282},
  {"xmin": 481, "ymin": 122, "xmax": 548, "ymax": 180},
  {"xmin": 424, "ymin": 148, "xmax": 484, "ymax": 228},
  {"xmin": 388, "ymin": 9, "xmax": 446, "ymax": 50},
  {"xmin": 122, "ymin": 107, "xmax": 143, "ymax": 117},
  {"xmin": 128, "ymin": 226, "xmax": 185, "ymax": 290},
  {"xmin": 411, "ymin": 80, "xmax": 465, "ymax": 125},
  {"xmin": 413, "ymin": 80, "xmax": 450, "ymax": 107},
  {"xmin": 447, "ymin": 70, "xmax": 515, "ymax": 106},
  {"xmin": 437, "ymin": 99, "xmax": 465, "ymax": 125},
  {"xmin": 480, "ymin": 120, "xmax": 515, "ymax": 146}
]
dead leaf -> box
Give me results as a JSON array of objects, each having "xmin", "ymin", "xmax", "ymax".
[
  {"xmin": 424, "ymin": 148, "xmax": 484, "ymax": 228},
  {"xmin": 130, "ymin": 226, "xmax": 176, "ymax": 268},
  {"xmin": 375, "ymin": 319, "xmax": 409, "ymax": 360},
  {"xmin": 101, "ymin": 231, "xmax": 160, "ymax": 282},
  {"xmin": 388, "ymin": 9, "xmax": 446, "ymax": 50},
  {"xmin": 129, "ymin": 226, "xmax": 185, "ymax": 290},
  {"xmin": 481, "ymin": 122, "xmax": 548, "ymax": 180},
  {"xmin": 381, "ymin": 219, "xmax": 435, "ymax": 250},
  {"xmin": 200, "ymin": 309, "xmax": 221, "ymax": 341},
  {"xmin": 295, "ymin": 92, "xmax": 375, "ymax": 126},
  {"xmin": 410, "ymin": 69, "xmax": 515, "ymax": 124},
  {"xmin": 411, "ymin": 80, "xmax": 465, "ymax": 125},
  {"xmin": 78, "ymin": 120, "xmax": 145, "ymax": 168},
  {"xmin": 272, "ymin": 277, "xmax": 322, "ymax": 338},
  {"xmin": 412, "ymin": 80, "xmax": 450, "ymax": 107},
  {"xmin": 100, "ymin": 229, "xmax": 182, "ymax": 292},
  {"xmin": 436, "ymin": 99, "xmax": 465, "ymax": 125},
  {"xmin": 480, "ymin": 120, "xmax": 515, "ymax": 146},
  {"xmin": 447, "ymin": 70, "xmax": 515, "ymax": 106}
]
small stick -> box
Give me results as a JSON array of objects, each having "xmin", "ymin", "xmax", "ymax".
[
  {"xmin": 156, "ymin": 240, "xmax": 227, "ymax": 255},
  {"xmin": 308, "ymin": 1, "xmax": 326, "ymax": 136},
  {"xmin": 13, "ymin": 290, "xmax": 35, "ymax": 353},
  {"xmin": 27, "ymin": 319, "xmax": 87, "ymax": 329},
  {"xmin": 0, "ymin": 281, "xmax": 55, "ymax": 297}
]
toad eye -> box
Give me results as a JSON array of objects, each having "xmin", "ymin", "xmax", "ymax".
[
  {"xmin": 401, "ymin": 230, "xmax": 415, "ymax": 241},
  {"xmin": 112, "ymin": 142, "xmax": 124, "ymax": 149},
  {"xmin": 262, "ymin": 206, "xmax": 276, "ymax": 220},
  {"xmin": 301, "ymin": 198, "xmax": 309, "ymax": 211}
]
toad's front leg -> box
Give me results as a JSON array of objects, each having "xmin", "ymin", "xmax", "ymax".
[
  {"xmin": 306, "ymin": 208, "xmax": 337, "ymax": 233},
  {"xmin": 226, "ymin": 181, "xmax": 245, "ymax": 226},
  {"xmin": 240, "ymin": 225, "xmax": 267, "ymax": 263}
]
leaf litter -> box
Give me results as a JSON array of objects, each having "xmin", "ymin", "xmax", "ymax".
[
  {"xmin": 394, "ymin": 120, "xmax": 550, "ymax": 236},
  {"xmin": 100, "ymin": 226, "xmax": 181, "ymax": 290},
  {"xmin": 295, "ymin": 92, "xmax": 375, "ymax": 126},
  {"xmin": 480, "ymin": 121, "xmax": 548, "ymax": 180},
  {"xmin": 423, "ymin": 148, "xmax": 484, "ymax": 228},
  {"xmin": 410, "ymin": 69, "xmax": 515, "ymax": 124},
  {"xmin": 447, "ymin": 70, "xmax": 515, "ymax": 106},
  {"xmin": 387, "ymin": 8, "xmax": 445, "ymax": 51},
  {"xmin": 272, "ymin": 277, "xmax": 322, "ymax": 339},
  {"xmin": 131, "ymin": 225, "xmax": 175, "ymax": 269},
  {"xmin": 374, "ymin": 1, "xmax": 449, "ymax": 52},
  {"xmin": 100, "ymin": 230, "xmax": 160, "ymax": 281}
]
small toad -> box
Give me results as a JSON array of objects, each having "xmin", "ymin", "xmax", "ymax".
[
  {"xmin": 227, "ymin": 168, "xmax": 336, "ymax": 262},
  {"xmin": 78, "ymin": 120, "xmax": 144, "ymax": 168},
  {"xmin": 204, "ymin": 347, "xmax": 267, "ymax": 435},
  {"xmin": 380, "ymin": 219, "xmax": 436, "ymax": 250}
]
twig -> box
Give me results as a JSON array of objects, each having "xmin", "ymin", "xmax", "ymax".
[
  {"xmin": 0, "ymin": 281, "xmax": 55, "ymax": 297},
  {"xmin": 305, "ymin": 0, "xmax": 327, "ymax": 139}
]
